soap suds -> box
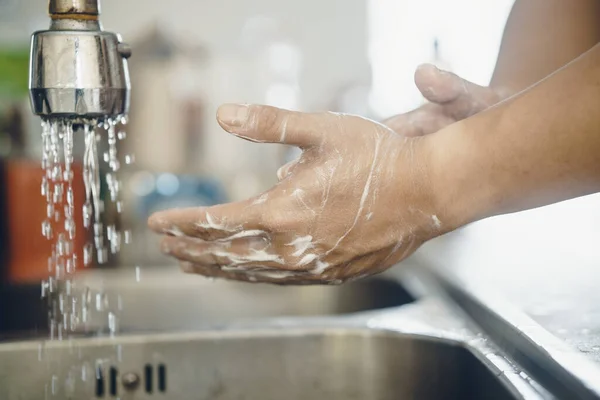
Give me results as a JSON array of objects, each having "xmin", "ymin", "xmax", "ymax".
[
  {"xmin": 312, "ymin": 260, "xmax": 330, "ymax": 275},
  {"xmin": 195, "ymin": 212, "xmax": 240, "ymax": 233},
  {"xmin": 287, "ymin": 235, "xmax": 314, "ymax": 257},
  {"xmin": 252, "ymin": 193, "xmax": 268, "ymax": 205},
  {"xmin": 297, "ymin": 253, "xmax": 318, "ymax": 267},
  {"xmin": 326, "ymin": 134, "xmax": 382, "ymax": 255},
  {"xmin": 166, "ymin": 226, "xmax": 185, "ymax": 237}
]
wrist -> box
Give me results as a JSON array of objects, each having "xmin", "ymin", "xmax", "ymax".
[{"xmin": 423, "ymin": 120, "xmax": 498, "ymax": 233}]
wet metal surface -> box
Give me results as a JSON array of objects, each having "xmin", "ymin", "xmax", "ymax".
[{"xmin": 0, "ymin": 299, "xmax": 548, "ymax": 399}]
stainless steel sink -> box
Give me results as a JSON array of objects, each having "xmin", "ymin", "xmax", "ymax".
[
  {"xmin": 0, "ymin": 328, "xmax": 521, "ymax": 400},
  {"xmin": 76, "ymin": 269, "xmax": 413, "ymax": 332}
]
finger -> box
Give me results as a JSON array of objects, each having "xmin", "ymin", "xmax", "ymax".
[
  {"xmin": 217, "ymin": 104, "xmax": 323, "ymax": 147},
  {"xmin": 180, "ymin": 261, "xmax": 318, "ymax": 285},
  {"xmin": 277, "ymin": 159, "xmax": 300, "ymax": 181},
  {"xmin": 383, "ymin": 105, "xmax": 455, "ymax": 137},
  {"xmin": 414, "ymin": 64, "xmax": 465, "ymax": 103},
  {"xmin": 148, "ymin": 200, "xmax": 265, "ymax": 241},
  {"xmin": 161, "ymin": 235, "xmax": 287, "ymax": 269},
  {"xmin": 414, "ymin": 64, "xmax": 497, "ymax": 119}
]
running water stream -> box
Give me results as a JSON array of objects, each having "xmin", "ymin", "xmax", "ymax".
[{"xmin": 40, "ymin": 117, "xmax": 130, "ymax": 397}]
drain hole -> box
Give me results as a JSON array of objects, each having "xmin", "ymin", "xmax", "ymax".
[
  {"xmin": 144, "ymin": 364, "xmax": 153, "ymax": 393},
  {"xmin": 109, "ymin": 367, "xmax": 118, "ymax": 396},
  {"xmin": 158, "ymin": 364, "xmax": 167, "ymax": 392},
  {"xmin": 95, "ymin": 365, "xmax": 105, "ymax": 397}
]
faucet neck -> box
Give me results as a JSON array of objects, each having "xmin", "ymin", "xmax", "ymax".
[
  {"xmin": 49, "ymin": 0, "xmax": 101, "ymax": 18},
  {"xmin": 49, "ymin": 18, "xmax": 102, "ymax": 31}
]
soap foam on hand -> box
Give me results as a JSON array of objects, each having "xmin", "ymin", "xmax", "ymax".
[{"xmin": 150, "ymin": 104, "xmax": 445, "ymax": 285}]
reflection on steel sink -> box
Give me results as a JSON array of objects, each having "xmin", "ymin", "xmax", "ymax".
[
  {"xmin": 77, "ymin": 269, "xmax": 413, "ymax": 332},
  {"xmin": 0, "ymin": 328, "xmax": 519, "ymax": 399},
  {"xmin": 151, "ymin": 330, "xmax": 516, "ymax": 400}
]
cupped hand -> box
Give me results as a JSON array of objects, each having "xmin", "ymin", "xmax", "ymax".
[
  {"xmin": 385, "ymin": 64, "xmax": 507, "ymax": 136},
  {"xmin": 148, "ymin": 104, "xmax": 446, "ymax": 285}
]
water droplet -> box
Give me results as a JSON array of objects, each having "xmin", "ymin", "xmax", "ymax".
[
  {"xmin": 41, "ymin": 177, "xmax": 49, "ymax": 196},
  {"xmin": 108, "ymin": 312, "xmax": 118, "ymax": 335},
  {"xmin": 56, "ymin": 233, "xmax": 66, "ymax": 256},
  {"xmin": 38, "ymin": 342, "xmax": 45, "ymax": 361},
  {"xmin": 84, "ymin": 243, "xmax": 94, "ymax": 267},
  {"xmin": 81, "ymin": 362, "xmax": 90, "ymax": 381},
  {"xmin": 47, "ymin": 203, "xmax": 54, "ymax": 219},
  {"xmin": 95, "ymin": 293, "xmax": 104, "ymax": 311},
  {"xmin": 51, "ymin": 375, "xmax": 58, "ymax": 395},
  {"xmin": 124, "ymin": 230, "xmax": 132, "ymax": 244},
  {"xmin": 65, "ymin": 219, "xmax": 76, "ymax": 240},
  {"xmin": 41, "ymin": 280, "xmax": 48, "ymax": 299},
  {"xmin": 116, "ymin": 201, "xmax": 124, "ymax": 213},
  {"xmin": 63, "ymin": 169, "xmax": 73, "ymax": 181},
  {"xmin": 125, "ymin": 154, "xmax": 135, "ymax": 165},
  {"xmin": 51, "ymin": 165, "xmax": 62, "ymax": 182},
  {"xmin": 117, "ymin": 131, "xmax": 127, "ymax": 140},
  {"xmin": 66, "ymin": 187, "xmax": 74, "ymax": 206},
  {"xmin": 66, "ymin": 258, "xmax": 75, "ymax": 274},
  {"xmin": 42, "ymin": 220, "xmax": 53, "ymax": 239},
  {"xmin": 135, "ymin": 266, "xmax": 141, "ymax": 282},
  {"xmin": 97, "ymin": 248, "xmax": 108, "ymax": 264},
  {"xmin": 83, "ymin": 202, "xmax": 93, "ymax": 229}
]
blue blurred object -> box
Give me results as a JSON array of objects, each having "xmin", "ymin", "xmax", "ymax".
[{"xmin": 138, "ymin": 173, "xmax": 228, "ymax": 219}]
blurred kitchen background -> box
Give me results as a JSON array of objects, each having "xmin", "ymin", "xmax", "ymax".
[{"xmin": 6, "ymin": 0, "xmax": 598, "ymax": 339}]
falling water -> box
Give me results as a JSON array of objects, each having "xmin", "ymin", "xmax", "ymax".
[{"xmin": 39, "ymin": 117, "xmax": 131, "ymax": 397}]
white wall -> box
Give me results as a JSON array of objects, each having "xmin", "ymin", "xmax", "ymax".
[{"xmin": 2, "ymin": 0, "xmax": 370, "ymax": 199}]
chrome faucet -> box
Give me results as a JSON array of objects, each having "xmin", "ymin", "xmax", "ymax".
[{"xmin": 29, "ymin": 0, "xmax": 131, "ymax": 120}]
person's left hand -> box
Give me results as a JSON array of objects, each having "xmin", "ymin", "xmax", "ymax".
[{"xmin": 148, "ymin": 104, "xmax": 446, "ymax": 285}]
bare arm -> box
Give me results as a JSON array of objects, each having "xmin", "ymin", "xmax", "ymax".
[
  {"xmin": 491, "ymin": 0, "xmax": 600, "ymax": 93},
  {"xmin": 433, "ymin": 43, "xmax": 600, "ymax": 229},
  {"xmin": 386, "ymin": 0, "xmax": 600, "ymax": 136}
]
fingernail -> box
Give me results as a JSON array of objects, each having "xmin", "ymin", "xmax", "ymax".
[{"xmin": 218, "ymin": 104, "xmax": 248, "ymax": 127}]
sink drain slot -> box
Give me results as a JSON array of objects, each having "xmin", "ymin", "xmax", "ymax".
[
  {"xmin": 95, "ymin": 363, "xmax": 166, "ymax": 397},
  {"xmin": 158, "ymin": 364, "xmax": 167, "ymax": 392},
  {"xmin": 109, "ymin": 367, "xmax": 118, "ymax": 396},
  {"xmin": 144, "ymin": 364, "xmax": 153, "ymax": 393},
  {"xmin": 95, "ymin": 365, "xmax": 105, "ymax": 397}
]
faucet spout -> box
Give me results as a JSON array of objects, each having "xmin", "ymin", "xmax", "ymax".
[{"xmin": 28, "ymin": 0, "xmax": 131, "ymax": 121}]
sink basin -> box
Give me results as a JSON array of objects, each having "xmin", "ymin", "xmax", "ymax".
[
  {"xmin": 0, "ymin": 328, "xmax": 520, "ymax": 399},
  {"xmin": 76, "ymin": 270, "xmax": 414, "ymax": 332}
]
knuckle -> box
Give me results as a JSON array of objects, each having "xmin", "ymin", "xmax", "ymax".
[{"xmin": 255, "ymin": 106, "xmax": 281, "ymax": 136}]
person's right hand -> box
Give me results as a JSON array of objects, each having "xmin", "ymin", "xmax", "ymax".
[{"xmin": 384, "ymin": 64, "xmax": 509, "ymax": 137}]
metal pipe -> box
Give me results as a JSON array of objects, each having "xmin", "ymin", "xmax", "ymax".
[
  {"xmin": 49, "ymin": 0, "xmax": 100, "ymax": 18},
  {"xmin": 28, "ymin": 0, "xmax": 131, "ymax": 120}
]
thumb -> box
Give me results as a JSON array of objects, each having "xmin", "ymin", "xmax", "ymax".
[
  {"xmin": 414, "ymin": 64, "xmax": 497, "ymax": 119},
  {"xmin": 414, "ymin": 64, "xmax": 466, "ymax": 103},
  {"xmin": 217, "ymin": 104, "xmax": 321, "ymax": 148}
]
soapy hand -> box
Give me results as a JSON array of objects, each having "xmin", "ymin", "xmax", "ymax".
[
  {"xmin": 149, "ymin": 104, "xmax": 445, "ymax": 284},
  {"xmin": 385, "ymin": 64, "xmax": 508, "ymax": 136}
]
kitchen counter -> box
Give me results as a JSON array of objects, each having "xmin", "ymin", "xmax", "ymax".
[{"xmin": 409, "ymin": 193, "xmax": 600, "ymax": 365}]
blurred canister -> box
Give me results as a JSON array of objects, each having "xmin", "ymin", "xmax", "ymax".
[{"xmin": 4, "ymin": 159, "xmax": 86, "ymax": 283}]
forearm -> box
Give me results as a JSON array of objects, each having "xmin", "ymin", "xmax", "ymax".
[
  {"xmin": 432, "ymin": 43, "xmax": 600, "ymax": 230},
  {"xmin": 491, "ymin": 0, "xmax": 600, "ymax": 94}
]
